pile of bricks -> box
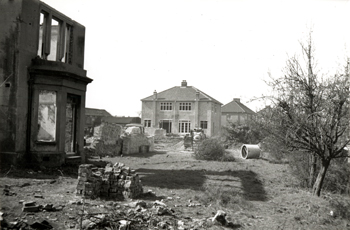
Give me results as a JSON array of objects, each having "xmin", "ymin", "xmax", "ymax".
[{"xmin": 76, "ymin": 163, "xmax": 143, "ymax": 199}]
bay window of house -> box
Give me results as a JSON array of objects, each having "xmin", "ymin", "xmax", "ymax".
[
  {"xmin": 37, "ymin": 90, "xmax": 57, "ymax": 142},
  {"xmin": 160, "ymin": 102, "xmax": 172, "ymax": 111},
  {"xmin": 178, "ymin": 120, "xmax": 191, "ymax": 133},
  {"xmin": 200, "ymin": 121, "xmax": 208, "ymax": 129},
  {"xmin": 179, "ymin": 102, "xmax": 192, "ymax": 111},
  {"xmin": 38, "ymin": 10, "xmax": 72, "ymax": 63},
  {"xmin": 144, "ymin": 119, "xmax": 151, "ymax": 127}
]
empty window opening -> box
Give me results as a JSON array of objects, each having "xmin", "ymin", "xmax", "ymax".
[
  {"xmin": 37, "ymin": 90, "xmax": 57, "ymax": 142},
  {"xmin": 65, "ymin": 94, "xmax": 80, "ymax": 153},
  {"xmin": 47, "ymin": 18, "xmax": 60, "ymax": 61},
  {"xmin": 61, "ymin": 24, "xmax": 72, "ymax": 63},
  {"xmin": 37, "ymin": 12, "xmax": 47, "ymax": 58},
  {"xmin": 37, "ymin": 10, "xmax": 72, "ymax": 63}
]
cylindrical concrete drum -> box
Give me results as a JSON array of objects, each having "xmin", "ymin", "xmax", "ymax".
[{"xmin": 241, "ymin": 144, "xmax": 261, "ymax": 159}]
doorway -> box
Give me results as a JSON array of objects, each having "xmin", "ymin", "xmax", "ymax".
[
  {"xmin": 65, "ymin": 94, "xmax": 80, "ymax": 153},
  {"xmin": 160, "ymin": 120, "xmax": 172, "ymax": 134}
]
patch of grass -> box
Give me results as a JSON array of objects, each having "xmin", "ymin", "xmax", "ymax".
[
  {"xmin": 193, "ymin": 185, "xmax": 254, "ymax": 211},
  {"xmin": 326, "ymin": 193, "xmax": 350, "ymax": 219}
]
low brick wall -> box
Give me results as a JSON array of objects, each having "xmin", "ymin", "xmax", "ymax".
[{"xmin": 76, "ymin": 163, "xmax": 143, "ymax": 199}]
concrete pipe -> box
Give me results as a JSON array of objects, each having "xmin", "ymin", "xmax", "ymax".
[{"xmin": 241, "ymin": 144, "xmax": 261, "ymax": 159}]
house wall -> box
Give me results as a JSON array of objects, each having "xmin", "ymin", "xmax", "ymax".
[
  {"xmin": 0, "ymin": 0, "xmax": 40, "ymax": 161},
  {"xmin": 141, "ymin": 99, "xmax": 222, "ymax": 137},
  {"xmin": 221, "ymin": 112, "xmax": 252, "ymax": 126},
  {"xmin": 0, "ymin": 0, "xmax": 91, "ymax": 167}
]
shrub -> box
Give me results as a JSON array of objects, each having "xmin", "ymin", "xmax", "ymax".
[
  {"xmin": 221, "ymin": 121, "xmax": 263, "ymax": 147},
  {"xmin": 192, "ymin": 138, "xmax": 225, "ymax": 161}
]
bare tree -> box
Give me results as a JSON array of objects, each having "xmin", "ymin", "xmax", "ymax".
[{"xmin": 261, "ymin": 34, "xmax": 350, "ymax": 196}]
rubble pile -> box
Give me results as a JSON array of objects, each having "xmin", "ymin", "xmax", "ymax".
[
  {"xmin": 76, "ymin": 163, "xmax": 143, "ymax": 199},
  {"xmin": 122, "ymin": 134, "xmax": 154, "ymax": 154}
]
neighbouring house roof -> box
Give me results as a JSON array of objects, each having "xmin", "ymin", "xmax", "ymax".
[
  {"xmin": 85, "ymin": 108, "xmax": 112, "ymax": 117},
  {"xmin": 141, "ymin": 80, "xmax": 222, "ymax": 105},
  {"xmin": 101, "ymin": 116, "xmax": 141, "ymax": 125},
  {"xmin": 221, "ymin": 98, "xmax": 256, "ymax": 114}
]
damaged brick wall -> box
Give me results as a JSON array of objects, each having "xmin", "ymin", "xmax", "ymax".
[
  {"xmin": 76, "ymin": 163, "xmax": 143, "ymax": 199},
  {"xmin": 93, "ymin": 123, "xmax": 122, "ymax": 145},
  {"xmin": 122, "ymin": 134, "xmax": 154, "ymax": 154}
]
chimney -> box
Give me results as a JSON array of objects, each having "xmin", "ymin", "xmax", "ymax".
[
  {"xmin": 233, "ymin": 98, "xmax": 240, "ymax": 103},
  {"xmin": 181, "ymin": 80, "xmax": 187, "ymax": 87},
  {"xmin": 196, "ymin": 90, "xmax": 200, "ymax": 100},
  {"xmin": 153, "ymin": 90, "xmax": 157, "ymax": 99}
]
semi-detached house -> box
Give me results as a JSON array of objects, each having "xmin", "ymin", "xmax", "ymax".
[{"xmin": 141, "ymin": 80, "xmax": 222, "ymax": 137}]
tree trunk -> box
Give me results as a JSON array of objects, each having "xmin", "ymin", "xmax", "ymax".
[
  {"xmin": 312, "ymin": 159, "xmax": 330, "ymax": 196},
  {"xmin": 308, "ymin": 153, "xmax": 317, "ymax": 188}
]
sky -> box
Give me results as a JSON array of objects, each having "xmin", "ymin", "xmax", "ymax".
[{"xmin": 41, "ymin": 0, "xmax": 350, "ymax": 116}]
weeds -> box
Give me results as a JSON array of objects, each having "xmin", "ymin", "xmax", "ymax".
[{"xmin": 194, "ymin": 185, "xmax": 253, "ymax": 211}]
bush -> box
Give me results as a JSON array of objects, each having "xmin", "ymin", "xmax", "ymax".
[
  {"xmin": 221, "ymin": 122, "xmax": 263, "ymax": 147},
  {"xmin": 192, "ymin": 138, "xmax": 226, "ymax": 161}
]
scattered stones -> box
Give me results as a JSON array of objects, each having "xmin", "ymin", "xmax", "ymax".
[
  {"xmin": 30, "ymin": 220, "xmax": 53, "ymax": 229},
  {"xmin": 22, "ymin": 201, "xmax": 40, "ymax": 212},
  {"xmin": 76, "ymin": 163, "xmax": 143, "ymax": 200},
  {"xmin": 3, "ymin": 185, "xmax": 16, "ymax": 196},
  {"xmin": 34, "ymin": 194, "xmax": 44, "ymax": 199}
]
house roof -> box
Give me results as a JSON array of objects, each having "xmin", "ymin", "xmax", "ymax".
[
  {"xmin": 221, "ymin": 98, "xmax": 256, "ymax": 114},
  {"xmin": 85, "ymin": 108, "xmax": 112, "ymax": 117},
  {"xmin": 141, "ymin": 81, "xmax": 222, "ymax": 105},
  {"xmin": 101, "ymin": 116, "xmax": 141, "ymax": 125}
]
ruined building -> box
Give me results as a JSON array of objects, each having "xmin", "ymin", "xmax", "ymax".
[{"xmin": 0, "ymin": 0, "xmax": 92, "ymax": 167}]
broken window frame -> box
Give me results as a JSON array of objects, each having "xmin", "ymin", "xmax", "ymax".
[
  {"xmin": 37, "ymin": 6, "xmax": 73, "ymax": 63},
  {"xmin": 37, "ymin": 90, "xmax": 57, "ymax": 142}
]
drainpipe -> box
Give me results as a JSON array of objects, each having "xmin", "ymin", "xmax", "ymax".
[{"xmin": 153, "ymin": 90, "xmax": 157, "ymax": 128}]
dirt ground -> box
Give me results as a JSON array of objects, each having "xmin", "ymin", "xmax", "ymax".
[{"xmin": 1, "ymin": 138, "xmax": 350, "ymax": 229}]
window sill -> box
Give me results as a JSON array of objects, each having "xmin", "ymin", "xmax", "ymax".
[{"xmin": 35, "ymin": 141, "xmax": 57, "ymax": 145}]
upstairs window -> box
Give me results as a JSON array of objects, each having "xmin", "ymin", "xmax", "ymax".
[
  {"xmin": 179, "ymin": 102, "xmax": 192, "ymax": 111},
  {"xmin": 160, "ymin": 102, "xmax": 172, "ymax": 111},
  {"xmin": 38, "ymin": 10, "xmax": 72, "ymax": 63}
]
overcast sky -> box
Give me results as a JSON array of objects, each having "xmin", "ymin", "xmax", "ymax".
[{"xmin": 41, "ymin": 0, "xmax": 350, "ymax": 116}]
